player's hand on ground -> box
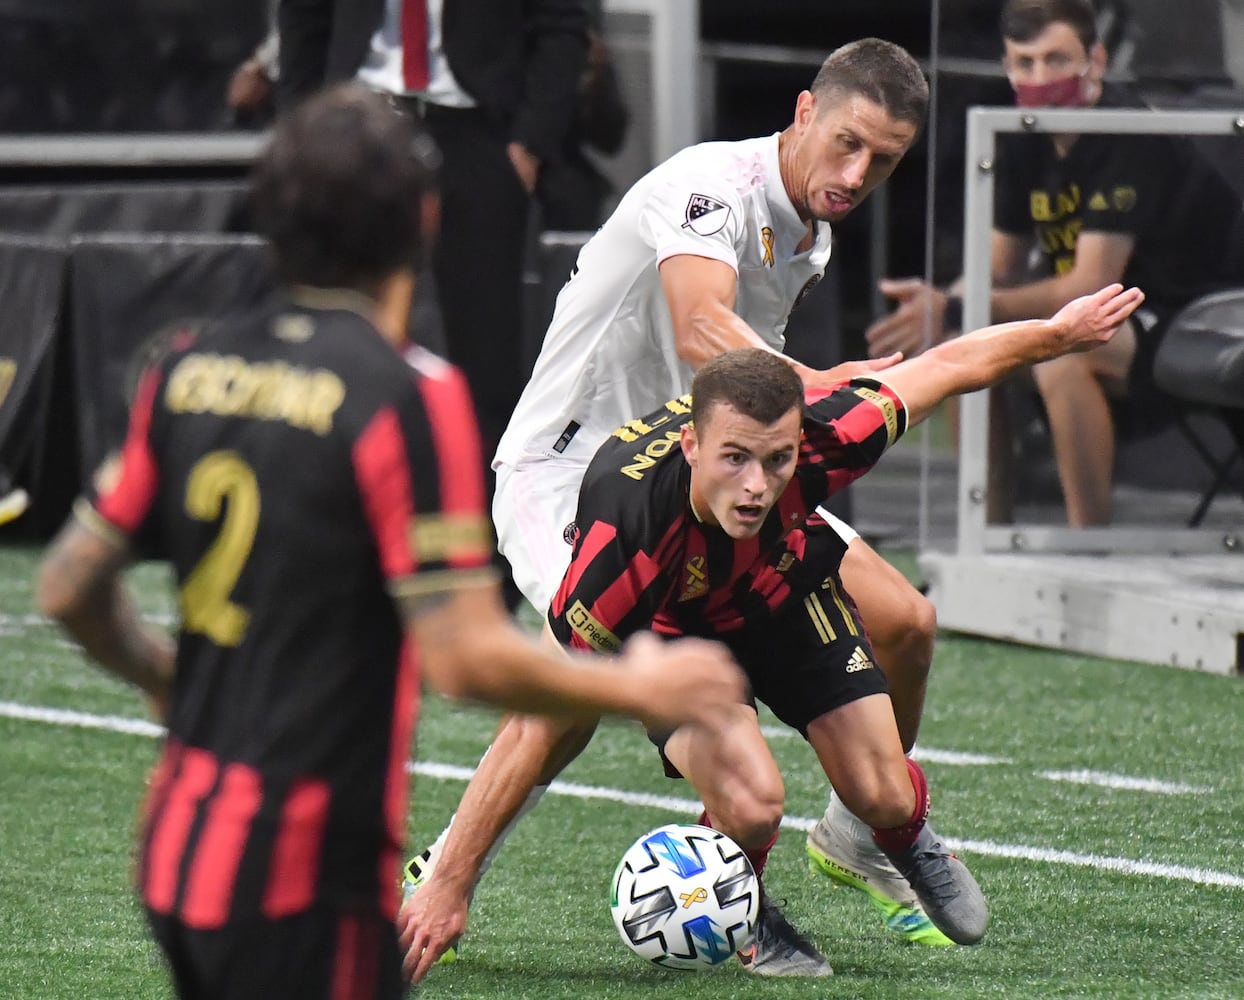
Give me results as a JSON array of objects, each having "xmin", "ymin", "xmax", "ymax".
[
  {"xmin": 864, "ymin": 278, "xmax": 951, "ymax": 359},
  {"xmin": 398, "ymin": 875, "xmax": 469, "ymax": 984},
  {"xmin": 617, "ymin": 633, "xmax": 746, "ymax": 731},
  {"xmin": 1050, "ymin": 283, "xmax": 1145, "ymax": 350}
]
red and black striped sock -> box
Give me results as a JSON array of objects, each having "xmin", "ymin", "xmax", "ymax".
[
  {"xmin": 697, "ymin": 809, "xmax": 778, "ymax": 880},
  {"xmin": 870, "ymin": 758, "xmax": 931, "ymax": 855}
]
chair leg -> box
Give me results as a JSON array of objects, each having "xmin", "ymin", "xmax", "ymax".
[{"xmin": 1172, "ymin": 414, "xmax": 1240, "ymax": 527}]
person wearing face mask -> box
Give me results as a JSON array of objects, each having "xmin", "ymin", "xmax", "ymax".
[{"xmin": 864, "ymin": 0, "xmax": 1244, "ymax": 526}]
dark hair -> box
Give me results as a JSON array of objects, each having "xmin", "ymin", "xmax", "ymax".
[
  {"xmin": 690, "ymin": 349, "xmax": 804, "ymax": 430},
  {"xmin": 809, "ymin": 38, "xmax": 929, "ymax": 131},
  {"xmin": 251, "ymin": 83, "xmax": 440, "ymax": 292},
  {"xmin": 1000, "ymin": 0, "xmax": 1098, "ymax": 51}
]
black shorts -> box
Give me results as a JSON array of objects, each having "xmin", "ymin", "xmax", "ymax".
[
  {"xmin": 146, "ymin": 904, "xmax": 402, "ymax": 1000},
  {"xmin": 734, "ymin": 575, "xmax": 891, "ymax": 734},
  {"xmin": 1123, "ymin": 307, "xmax": 1183, "ymax": 434},
  {"xmin": 650, "ymin": 573, "xmax": 890, "ymax": 773}
]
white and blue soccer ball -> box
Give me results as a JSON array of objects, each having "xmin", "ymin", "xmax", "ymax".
[{"xmin": 610, "ymin": 823, "xmax": 758, "ymax": 970}]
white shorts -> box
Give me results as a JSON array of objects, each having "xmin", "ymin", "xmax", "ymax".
[
  {"xmin": 493, "ymin": 460, "xmax": 588, "ymax": 616},
  {"xmin": 493, "ymin": 460, "xmax": 859, "ymax": 617}
]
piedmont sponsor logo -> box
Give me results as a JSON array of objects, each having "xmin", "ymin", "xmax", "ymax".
[{"xmin": 567, "ymin": 600, "xmax": 620, "ymax": 652}]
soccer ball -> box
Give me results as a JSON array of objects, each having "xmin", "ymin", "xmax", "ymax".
[{"xmin": 610, "ymin": 823, "xmax": 758, "ymax": 970}]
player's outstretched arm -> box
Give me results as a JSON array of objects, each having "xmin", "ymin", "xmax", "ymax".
[
  {"xmin": 398, "ymin": 704, "xmax": 596, "ymax": 984},
  {"xmin": 398, "ymin": 584, "xmax": 745, "ymax": 982},
  {"xmin": 404, "ymin": 581, "xmax": 745, "ymax": 726},
  {"xmin": 877, "ymin": 283, "xmax": 1144, "ymax": 428},
  {"xmin": 660, "ymin": 253, "xmax": 905, "ymax": 389}
]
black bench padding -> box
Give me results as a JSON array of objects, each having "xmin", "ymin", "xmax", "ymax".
[{"xmin": 1154, "ymin": 289, "xmax": 1244, "ymax": 410}]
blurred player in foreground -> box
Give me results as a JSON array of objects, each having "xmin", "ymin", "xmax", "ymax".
[
  {"xmin": 401, "ymin": 283, "xmax": 1143, "ymax": 981},
  {"xmin": 34, "ymin": 83, "xmax": 743, "ymax": 1000}
]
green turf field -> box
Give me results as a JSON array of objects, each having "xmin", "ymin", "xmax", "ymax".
[{"xmin": 2, "ymin": 543, "xmax": 1242, "ymax": 999}]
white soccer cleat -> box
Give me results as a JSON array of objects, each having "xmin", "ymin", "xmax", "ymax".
[{"xmin": 400, "ymin": 840, "xmax": 458, "ymax": 964}]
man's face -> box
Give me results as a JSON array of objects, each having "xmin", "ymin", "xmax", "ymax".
[
  {"xmin": 681, "ymin": 401, "xmax": 802, "ymax": 540},
  {"xmin": 785, "ymin": 91, "xmax": 917, "ymax": 224},
  {"xmin": 1003, "ymin": 23, "xmax": 1106, "ymax": 108}
]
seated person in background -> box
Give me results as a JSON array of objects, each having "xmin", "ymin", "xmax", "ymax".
[{"xmin": 864, "ymin": 0, "xmax": 1244, "ymax": 526}]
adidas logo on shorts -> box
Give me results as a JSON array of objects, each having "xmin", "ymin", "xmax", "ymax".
[{"xmin": 845, "ymin": 647, "xmax": 874, "ymax": 673}]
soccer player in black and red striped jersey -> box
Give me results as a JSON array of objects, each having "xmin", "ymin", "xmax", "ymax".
[
  {"xmin": 34, "ymin": 84, "xmax": 743, "ymax": 1000},
  {"xmin": 402, "ymin": 282, "xmax": 1143, "ymax": 979}
]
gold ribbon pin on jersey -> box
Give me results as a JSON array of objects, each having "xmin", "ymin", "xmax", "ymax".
[{"xmin": 761, "ymin": 226, "xmax": 775, "ymax": 268}]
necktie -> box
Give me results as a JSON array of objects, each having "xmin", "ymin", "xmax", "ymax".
[{"xmin": 401, "ymin": 0, "xmax": 429, "ymax": 92}]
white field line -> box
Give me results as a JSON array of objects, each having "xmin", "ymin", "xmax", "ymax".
[
  {"xmin": 1, "ymin": 612, "xmax": 178, "ymax": 629},
  {"xmin": 762, "ymin": 727, "xmax": 1218, "ymax": 791},
  {"xmin": 0, "ymin": 700, "xmax": 166, "ymax": 737},
  {"xmin": 2, "ymin": 615, "xmax": 1218, "ymax": 796},
  {"xmin": 2, "ymin": 700, "xmax": 1240, "ymax": 890},
  {"xmin": 760, "ymin": 724, "xmax": 1014, "ymax": 766},
  {"xmin": 1038, "ymin": 769, "xmax": 1212, "ymax": 795}
]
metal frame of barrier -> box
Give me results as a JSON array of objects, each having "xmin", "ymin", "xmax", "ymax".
[
  {"xmin": 921, "ymin": 106, "xmax": 1244, "ymax": 675},
  {"xmin": 957, "ymin": 107, "xmax": 1244, "ymax": 558}
]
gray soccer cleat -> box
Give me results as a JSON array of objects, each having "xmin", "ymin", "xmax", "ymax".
[
  {"xmin": 878, "ymin": 825, "xmax": 988, "ymax": 945},
  {"xmin": 737, "ymin": 892, "xmax": 833, "ymax": 977},
  {"xmin": 807, "ymin": 812, "xmax": 956, "ymax": 946}
]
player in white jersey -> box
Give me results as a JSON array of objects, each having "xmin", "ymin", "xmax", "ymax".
[
  {"xmin": 494, "ymin": 131, "xmax": 837, "ymax": 609},
  {"xmin": 400, "ymin": 39, "xmax": 964, "ymax": 981}
]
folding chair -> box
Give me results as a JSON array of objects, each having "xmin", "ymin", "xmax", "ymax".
[{"xmin": 1152, "ymin": 289, "xmax": 1244, "ymax": 526}]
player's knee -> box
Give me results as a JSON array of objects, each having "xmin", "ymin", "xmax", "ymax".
[
  {"xmin": 715, "ymin": 785, "xmax": 783, "ymax": 849},
  {"xmin": 883, "ymin": 590, "xmax": 936, "ymax": 677},
  {"xmin": 1033, "ymin": 352, "xmax": 1086, "ymax": 397},
  {"xmin": 839, "ymin": 768, "xmax": 916, "ymax": 830}
]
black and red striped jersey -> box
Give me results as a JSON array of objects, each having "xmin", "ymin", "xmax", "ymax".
[
  {"xmin": 548, "ymin": 378, "xmax": 907, "ymax": 651},
  {"xmin": 78, "ymin": 290, "xmax": 492, "ymax": 926}
]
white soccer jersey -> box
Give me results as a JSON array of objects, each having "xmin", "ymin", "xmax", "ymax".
[{"xmin": 494, "ymin": 133, "xmax": 833, "ymax": 469}]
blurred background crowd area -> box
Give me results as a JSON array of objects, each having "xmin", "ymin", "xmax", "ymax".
[
  {"xmin": 6, "ymin": 1, "xmax": 1238, "ymax": 133},
  {"xmin": 3, "ymin": 0, "xmax": 1241, "ymax": 294}
]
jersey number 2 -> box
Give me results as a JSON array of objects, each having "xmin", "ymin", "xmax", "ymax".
[{"xmin": 180, "ymin": 451, "xmax": 259, "ymax": 647}]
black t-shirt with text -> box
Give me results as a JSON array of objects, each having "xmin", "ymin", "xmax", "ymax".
[{"xmin": 993, "ymin": 85, "xmax": 1244, "ymax": 312}]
